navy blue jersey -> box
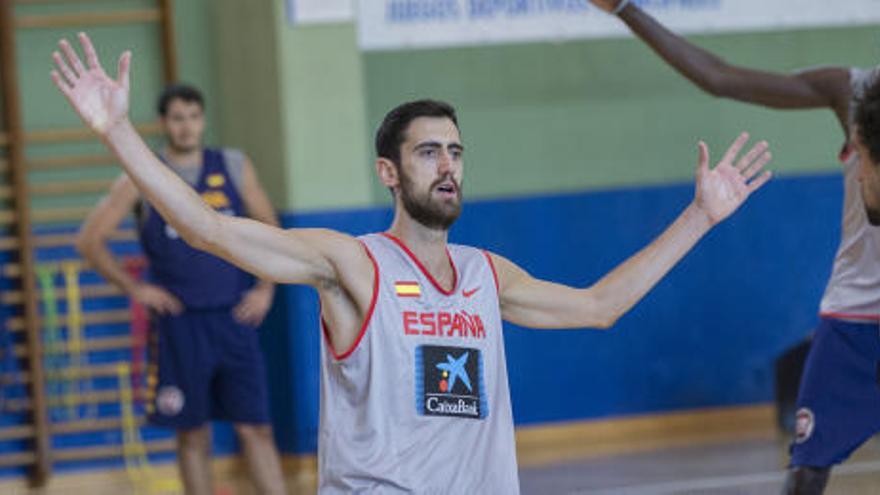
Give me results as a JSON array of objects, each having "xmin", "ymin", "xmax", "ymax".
[{"xmin": 138, "ymin": 148, "xmax": 253, "ymax": 309}]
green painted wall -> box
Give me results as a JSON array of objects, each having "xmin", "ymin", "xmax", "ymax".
[
  {"xmin": 16, "ymin": 0, "xmax": 219, "ymax": 139},
  {"xmin": 363, "ymin": 26, "xmax": 879, "ymax": 202},
  {"xmin": 11, "ymin": 4, "xmax": 877, "ymax": 213},
  {"xmin": 12, "ymin": 0, "xmax": 221, "ymax": 212},
  {"xmin": 215, "ymin": 1, "xmax": 372, "ymax": 212},
  {"xmin": 212, "ymin": 0, "xmax": 287, "ymax": 205},
  {"xmin": 235, "ymin": 18, "xmax": 879, "ymax": 211},
  {"xmin": 274, "ymin": 11, "xmax": 372, "ymax": 212}
]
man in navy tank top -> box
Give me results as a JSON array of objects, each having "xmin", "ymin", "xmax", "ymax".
[
  {"xmin": 56, "ymin": 33, "xmax": 772, "ymax": 494},
  {"xmin": 76, "ymin": 83, "xmax": 286, "ymax": 495}
]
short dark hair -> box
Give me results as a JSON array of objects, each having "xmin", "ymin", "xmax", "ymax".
[
  {"xmin": 375, "ymin": 99, "xmax": 459, "ymax": 165},
  {"xmin": 856, "ymin": 77, "xmax": 880, "ymax": 165},
  {"xmin": 157, "ymin": 84, "xmax": 204, "ymax": 116}
]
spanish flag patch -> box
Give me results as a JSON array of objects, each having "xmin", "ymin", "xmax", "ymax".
[{"xmin": 395, "ymin": 281, "xmax": 421, "ymax": 298}]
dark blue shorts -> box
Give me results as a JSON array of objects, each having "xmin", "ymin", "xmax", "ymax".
[
  {"xmin": 147, "ymin": 308, "xmax": 270, "ymax": 429},
  {"xmin": 790, "ymin": 317, "xmax": 880, "ymax": 467}
]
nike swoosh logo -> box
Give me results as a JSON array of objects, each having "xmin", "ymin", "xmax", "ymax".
[{"xmin": 463, "ymin": 287, "xmax": 480, "ymax": 298}]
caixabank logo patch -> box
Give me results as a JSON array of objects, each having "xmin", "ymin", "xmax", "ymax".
[{"xmin": 415, "ymin": 345, "xmax": 487, "ymax": 420}]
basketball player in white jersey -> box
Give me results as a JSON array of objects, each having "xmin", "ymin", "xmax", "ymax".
[
  {"xmin": 51, "ymin": 33, "xmax": 771, "ymax": 493},
  {"xmin": 590, "ymin": 1, "xmax": 879, "ymax": 492}
]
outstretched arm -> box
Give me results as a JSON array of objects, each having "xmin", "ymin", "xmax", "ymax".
[
  {"xmin": 493, "ymin": 133, "xmax": 771, "ymax": 329},
  {"xmin": 589, "ymin": 0, "xmax": 851, "ymax": 126},
  {"xmin": 51, "ymin": 33, "xmax": 364, "ymax": 289},
  {"xmin": 232, "ymin": 155, "xmax": 281, "ymax": 326}
]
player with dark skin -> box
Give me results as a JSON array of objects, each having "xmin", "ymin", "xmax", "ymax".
[{"xmin": 591, "ymin": 1, "xmax": 880, "ymax": 493}]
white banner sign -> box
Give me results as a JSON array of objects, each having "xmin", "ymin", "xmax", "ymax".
[
  {"xmin": 358, "ymin": 0, "xmax": 880, "ymax": 51},
  {"xmin": 287, "ymin": 0, "xmax": 354, "ymax": 25}
]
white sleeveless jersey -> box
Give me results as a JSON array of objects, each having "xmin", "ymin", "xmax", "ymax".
[
  {"xmin": 819, "ymin": 66, "xmax": 880, "ymax": 319},
  {"xmin": 318, "ymin": 233, "xmax": 520, "ymax": 494}
]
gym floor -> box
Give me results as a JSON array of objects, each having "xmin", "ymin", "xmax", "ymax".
[
  {"xmin": 4, "ymin": 432, "xmax": 878, "ymax": 493},
  {"xmin": 520, "ymin": 435, "xmax": 880, "ymax": 494}
]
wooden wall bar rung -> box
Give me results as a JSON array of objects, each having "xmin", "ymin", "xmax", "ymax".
[
  {"xmin": 0, "ymin": 228, "xmax": 136, "ymax": 250},
  {"xmin": 52, "ymin": 416, "xmax": 145, "ymax": 435},
  {"xmin": 30, "ymin": 178, "xmax": 116, "ymax": 196},
  {"xmin": 22, "ymin": 126, "xmax": 101, "ymax": 143},
  {"xmin": 3, "ymin": 371, "xmax": 30, "ymax": 383},
  {"xmin": 58, "ymin": 362, "xmax": 136, "ymax": 379},
  {"xmin": 0, "ymin": 206, "xmax": 95, "ymax": 226},
  {"xmin": 0, "ymin": 122, "xmax": 160, "ymax": 145},
  {"xmin": 2, "ymin": 253, "xmax": 143, "ymax": 279},
  {"xmin": 0, "ymin": 178, "xmax": 114, "ymax": 200},
  {"xmin": 0, "ymin": 452, "xmax": 36, "ymax": 468},
  {"xmin": 5, "ymin": 388, "xmax": 148, "ymax": 412},
  {"xmin": 16, "ymin": 9, "xmax": 161, "ymax": 29},
  {"xmin": 12, "ymin": 335, "xmax": 132, "ymax": 357},
  {"xmin": 3, "ymin": 397, "xmax": 30, "ymax": 411},
  {"xmin": 24, "ymin": 153, "xmax": 117, "ymax": 171},
  {"xmin": 46, "ymin": 388, "xmax": 147, "ymax": 407},
  {"xmin": 32, "ymin": 206, "xmax": 94, "ymax": 224},
  {"xmin": 53, "ymin": 438, "xmax": 176, "ymax": 463},
  {"xmin": 0, "ymin": 418, "xmax": 146, "ymax": 441},
  {"xmin": 5, "ymin": 257, "xmax": 94, "ymax": 277},
  {"xmin": 15, "ymin": 0, "xmax": 123, "ymax": 4},
  {"xmin": 26, "ymin": 153, "xmax": 118, "ymax": 171},
  {"xmin": 5, "ymin": 361, "xmax": 136, "ymax": 385},
  {"xmin": 2, "ymin": 283, "xmax": 123, "ymax": 305},
  {"xmin": 8, "ymin": 309, "xmax": 131, "ymax": 332},
  {"xmin": 0, "ymin": 424, "xmax": 35, "ymax": 441}
]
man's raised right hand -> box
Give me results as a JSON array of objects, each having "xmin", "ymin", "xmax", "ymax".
[{"xmin": 51, "ymin": 32, "xmax": 131, "ymax": 137}]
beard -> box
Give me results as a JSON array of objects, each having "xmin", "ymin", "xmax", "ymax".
[
  {"xmin": 167, "ymin": 135, "xmax": 200, "ymax": 154},
  {"xmin": 398, "ymin": 168, "xmax": 462, "ymax": 231},
  {"xmin": 862, "ymin": 182, "xmax": 880, "ymax": 225},
  {"xmin": 866, "ymin": 204, "xmax": 880, "ymax": 226}
]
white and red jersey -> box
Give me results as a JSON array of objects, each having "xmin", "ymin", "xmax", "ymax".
[
  {"xmin": 819, "ymin": 66, "xmax": 880, "ymax": 320},
  {"xmin": 318, "ymin": 233, "xmax": 520, "ymax": 494}
]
